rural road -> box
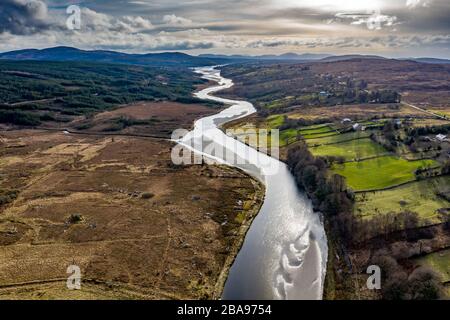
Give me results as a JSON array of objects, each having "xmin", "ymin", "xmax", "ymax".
[{"xmin": 403, "ymin": 102, "xmax": 449, "ymax": 120}]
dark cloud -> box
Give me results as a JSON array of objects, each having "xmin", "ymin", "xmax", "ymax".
[
  {"xmin": 392, "ymin": 0, "xmax": 450, "ymax": 33},
  {"xmin": 0, "ymin": 0, "xmax": 50, "ymax": 35},
  {"xmin": 146, "ymin": 40, "xmax": 214, "ymax": 51},
  {"xmin": 91, "ymin": 39, "xmax": 215, "ymax": 51},
  {"xmin": 1, "ymin": 0, "xmax": 450, "ymax": 57}
]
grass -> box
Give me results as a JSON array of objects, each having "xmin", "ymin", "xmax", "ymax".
[
  {"xmin": 266, "ymin": 115, "xmax": 285, "ymax": 128},
  {"xmin": 299, "ymin": 125, "xmax": 333, "ymax": 135},
  {"xmin": 280, "ymin": 128, "xmax": 299, "ymax": 146},
  {"xmin": 355, "ymin": 176, "xmax": 450, "ymax": 224},
  {"xmin": 310, "ymin": 138, "xmax": 388, "ymax": 161},
  {"xmin": 303, "ymin": 132, "xmax": 339, "ymax": 140},
  {"xmin": 415, "ymin": 249, "xmax": 450, "ymax": 283},
  {"xmin": 306, "ymin": 131, "xmax": 373, "ymax": 146},
  {"xmin": 279, "ymin": 125, "xmax": 337, "ymax": 146},
  {"xmin": 332, "ymin": 156, "xmax": 439, "ymax": 191}
]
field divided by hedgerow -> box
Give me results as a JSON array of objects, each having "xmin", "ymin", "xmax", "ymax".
[
  {"xmin": 356, "ymin": 176, "xmax": 450, "ymax": 223},
  {"xmin": 332, "ymin": 156, "xmax": 438, "ymax": 191},
  {"xmin": 306, "ymin": 131, "xmax": 373, "ymax": 146},
  {"xmin": 310, "ymin": 138, "xmax": 388, "ymax": 161}
]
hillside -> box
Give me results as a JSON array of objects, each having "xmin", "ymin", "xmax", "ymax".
[
  {"xmin": 0, "ymin": 60, "xmax": 210, "ymax": 127},
  {"xmin": 0, "ymin": 47, "xmax": 224, "ymax": 68},
  {"xmin": 221, "ymin": 58, "xmax": 450, "ymax": 113}
]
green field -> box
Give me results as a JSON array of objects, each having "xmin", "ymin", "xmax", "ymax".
[
  {"xmin": 299, "ymin": 125, "xmax": 333, "ymax": 135},
  {"xmin": 306, "ymin": 131, "xmax": 372, "ymax": 146},
  {"xmin": 356, "ymin": 176, "xmax": 450, "ymax": 223},
  {"xmin": 415, "ymin": 249, "xmax": 450, "ymax": 283},
  {"xmin": 310, "ymin": 138, "xmax": 388, "ymax": 161},
  {"xmin": 300, "ymin": 125, "xmax": 336, "ymax": 139},
  {"xmin": 277, "ymin": 124, "xmax": 337, "ymax": 146},
  {"xmin": 267, "ymin": 115, "xmax": 285, "ymax": 128},
  {"xmin": 332, "ymin": 156, "xmax": 438, "ymax": 191},
  {"xmin": 279, "ymin": 128, "xmax": 298, "ymax": 146}
]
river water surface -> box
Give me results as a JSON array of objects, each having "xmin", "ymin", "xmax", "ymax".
[{"xmin": 178, "ymin": 66, "xmax": 328, "ymax": 300}]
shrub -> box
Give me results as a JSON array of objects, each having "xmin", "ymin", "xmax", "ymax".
[{"xmin": 141, "ymin": 192, "xmax": 154, "ymax": 199}]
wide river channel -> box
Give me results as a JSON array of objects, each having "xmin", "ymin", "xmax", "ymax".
[{"xmin": 177, "ymin": 66, "xmax": 328, "ymax": 300}]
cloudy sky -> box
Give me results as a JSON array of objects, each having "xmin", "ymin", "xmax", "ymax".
[{"xmin": 1, "ymin": 0, "xmax": 449, "ymax": 58}]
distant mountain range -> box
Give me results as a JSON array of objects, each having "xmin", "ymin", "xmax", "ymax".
[
  {"xmin": 319, "ymin": 54, "xmax": 387, "ymax": 62},
  {"xmin": 1, "ymin": 47, "xmax": 449, "ymax": 66},
  {"xmin": 403, "ymin": 57, "xmax": 450, "ymax": 64},
  {"xmin": 0, "ymin": 46, "xmax": 225, "ymax": 67},
  {"xmin": 198, "ymin": 52, "xmax": 332, "ymax": 61}
]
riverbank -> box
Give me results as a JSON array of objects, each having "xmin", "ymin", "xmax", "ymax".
[
  {"xmin": 191, "ymin": 67, "xmax": 328, "ymax": 300},
  {"xmin": 213, "ymin": 177, "xmax": 265, "ymax": 299}
]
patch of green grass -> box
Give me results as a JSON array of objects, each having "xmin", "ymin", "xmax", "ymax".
[
  {"xmin": 306, "ymin": 131, "xmax": 372, "ymax": 146},
  {"xmin": 280, "ymin": 128, "xmax": 299, "ymax": 146},
  {"xmin": 299, "ymin": 125, "xmax": 333, "ymax": 135},
  {"xmin": 303, "ymin": 132, "xmax": 340, "ymax": 140},
  {"xmin": 356, "ymin": 176, "xmax": 450, "ymax": 223},
  {"xmin": 272, "ymin": 123, "xmax": 339, "ymax": 146},
  {"xmin": 278, "ymin": 125, "xmax": 337, "ymax": 146},
  {"xmin": 332, "ymin": 156, "xmax": 438, "ymax": 191},
  {"xmin": 266, "ymin": 115, "xmax": 285, "ymax": 128},
  {"xmin": 415, "ymin": 249, "xmax": 450, "ymax": 283},
  {"xmin": 310, "ymin": 138, "xmax": 388, "ymax": 161}
]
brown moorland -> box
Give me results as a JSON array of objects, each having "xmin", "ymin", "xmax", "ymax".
[{"xmin": 0, "ymin": 105, "xmax": 263, "ymax": 300}]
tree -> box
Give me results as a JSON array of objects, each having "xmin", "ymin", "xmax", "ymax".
[{"xmin": 408, "ymin": 267, "xmax": 443, "ymax": 300}]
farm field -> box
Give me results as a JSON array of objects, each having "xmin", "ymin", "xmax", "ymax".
[
  {"xmin": 429, "ymin": 109, "xmax": 450, "ymax": 118},
  {"xmin": 332, "ymin": 156, "xmax": 438, "ymax": 191},
  {"xmin": 279, "ymin": 126, "xmax": 338, "ymax": 146},
  {"xmin": 266, "ymin": 115, "xmax": 284, "ymax": 128},
  {"xmin": 410, "ymin": 118, "xmax": 450, "ymax": 128},
  {"xmin": 414, "ymin": 249, "xmax": 450, "ymax": 283},
  {"xmin": 284, "ymin": 104, "xmax": 429, "ymax": 121},
  {"xmin": 299, "ymin": 125, "xmax": 334, "ymax": 135},
  {"xmin": 355, "ymin": 176, "xmax": 450, "ymax": 224},
  {"xmin": 310, "ymin": 138, "xmax": 388, "ymax": 161},
  {"xmin": 306, "ymin": 131, "xmax": 373, "ymax": 146}
]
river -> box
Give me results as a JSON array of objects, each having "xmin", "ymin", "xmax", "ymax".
[{"xmin": 177, "ymin": 66, "xmax": 328, "ymax": 300}]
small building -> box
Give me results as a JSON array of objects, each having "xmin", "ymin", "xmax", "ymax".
[
  {"xmin": 319, "ymin": 91, "xmax": 329, "ymax": 97},
  {"xmin": 341, "ymin": 118, "xmax": 352, "ymax": 124},
  {"xmin": 353, "ymin": 123, "xmax": 360, "ymax": 131},
  {"xmin": 436, "ymin": 134, "xmax": 447, "ymax": 142}
]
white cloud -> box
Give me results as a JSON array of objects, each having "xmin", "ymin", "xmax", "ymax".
[
  {"xmin": 162, "ymin": 14, "xmax": 192, "ymax": 26},
  {"xmin": 334, "ymin": 12, "xmax": 398, "ymax": 30},
  {"xmin": 82, "ymin": 8, "xmax": 154, "ymax": 32},
  {"xmin": 406, "ymin": 0, "xmax": 432, "ymax": 8}
]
